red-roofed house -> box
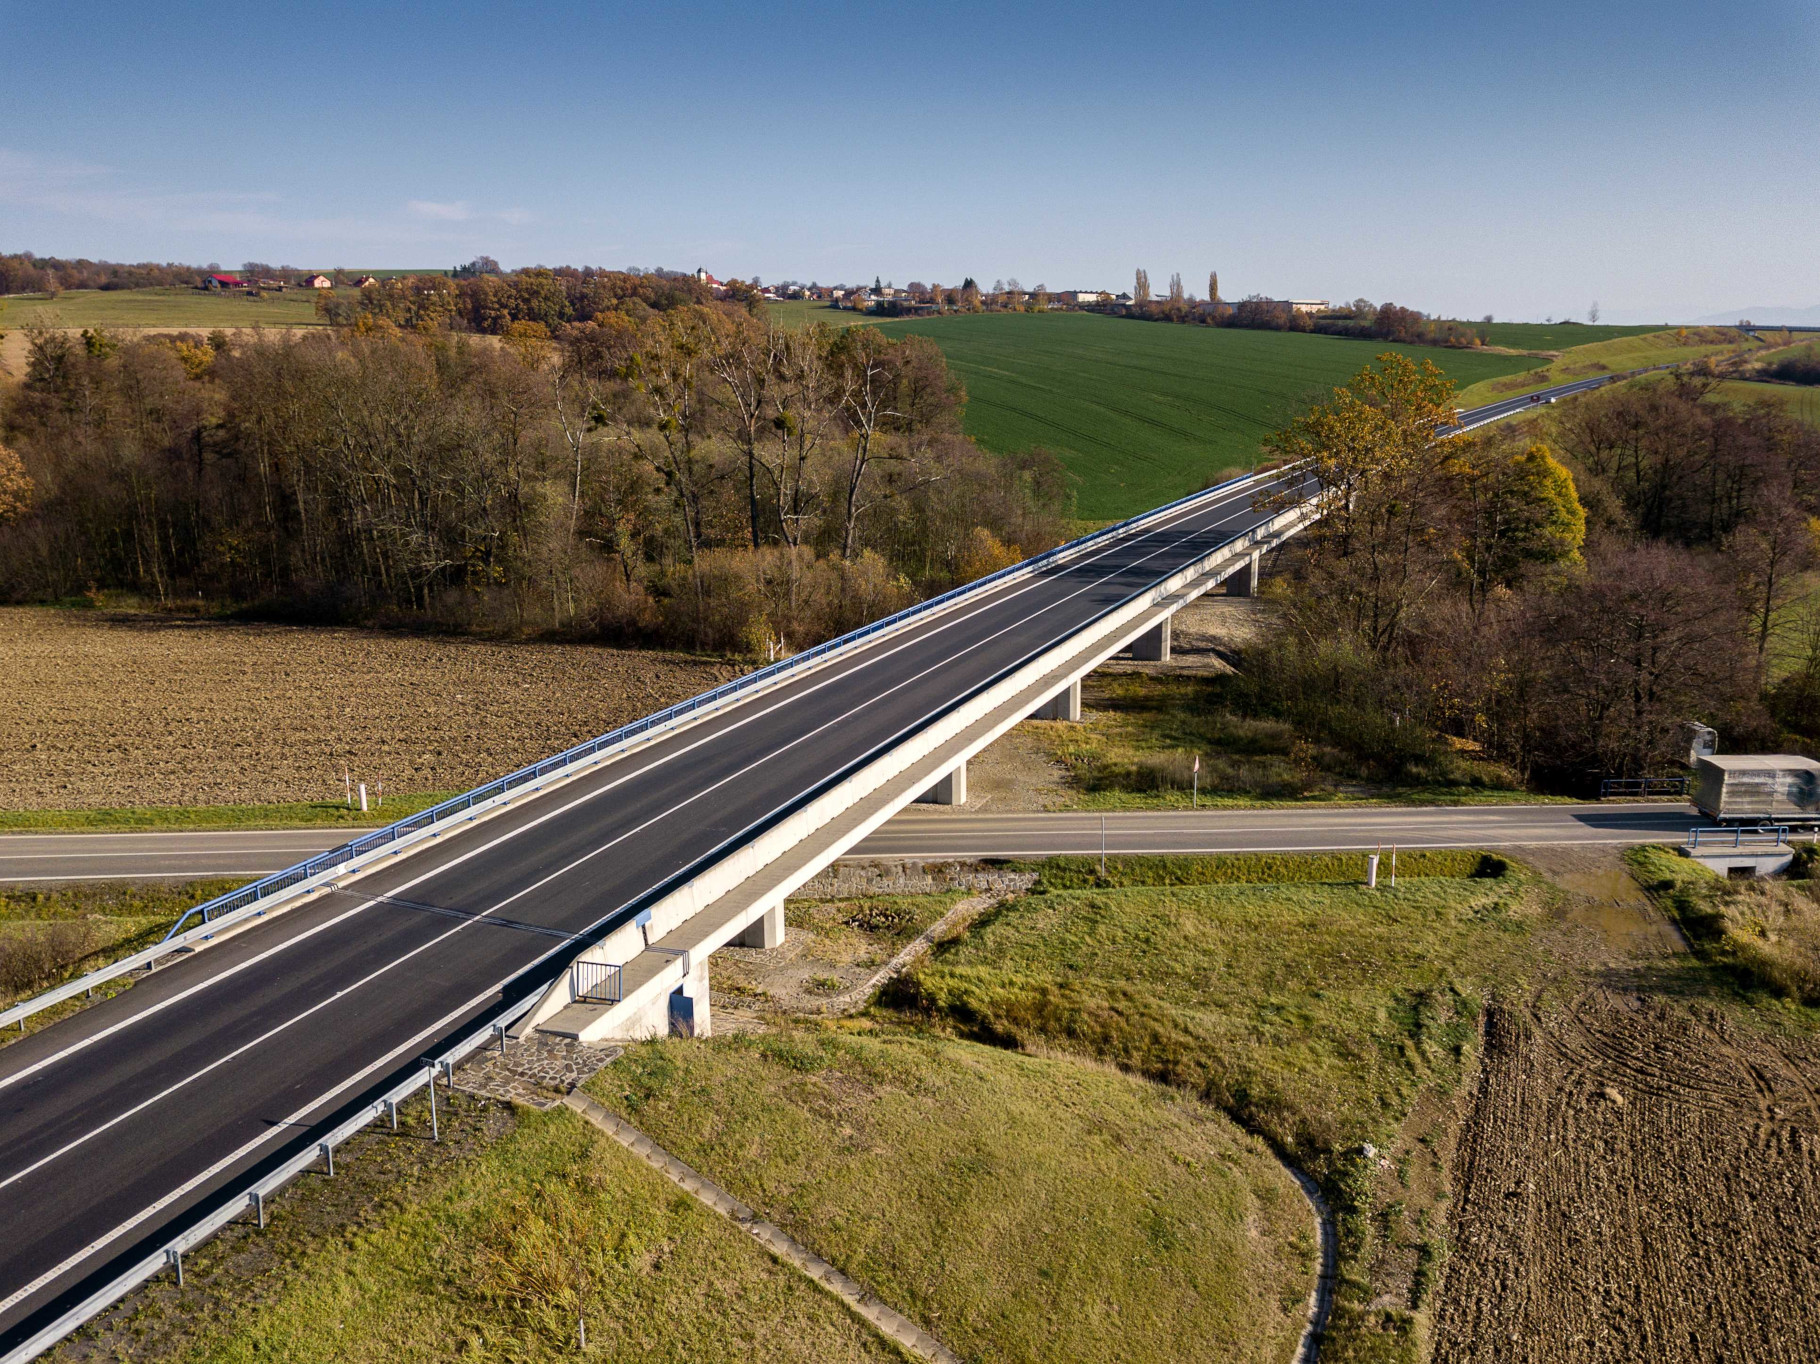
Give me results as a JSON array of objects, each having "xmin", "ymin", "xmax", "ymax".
[{"xmin": 202, "ymin": 273, "xmax": 246, "ymax": 291}]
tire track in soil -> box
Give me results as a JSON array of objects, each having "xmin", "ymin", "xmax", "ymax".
[{"xmin": 1434, "ymin": 995, "xmax": 1820, "ymax": 1363}]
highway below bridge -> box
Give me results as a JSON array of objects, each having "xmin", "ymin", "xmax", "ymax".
[
  {"xmin": 0, "ymin": 373, "xmax": 1664, "ymax": 1359},
  {"xmin": 0, "ymin": 803, "xmax": 1702, "ymax": 884}
]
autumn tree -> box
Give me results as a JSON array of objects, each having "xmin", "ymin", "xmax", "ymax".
[
  {"xmin": 1444, "ymin": 438, "xmax": 1586, "ymax": 616},
  {"xmin": 1207, "ymin": 271, "xmax": 1220, "ymax": 303},
  {"xmin": 0, "ymin": 442, "xmax": 31, "ymax": 525},
  {"xmin": 1133, "ymin": 268, "xmax": 1151, "ymax": 303},
  {"xmin": 1264, "ymin": 353, "xmax": 1463, "ymax": 653}
]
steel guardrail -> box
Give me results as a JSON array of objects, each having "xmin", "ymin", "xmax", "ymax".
[
  {"xmin": 0, "ymin": 990, "xmax": 539, "ymax": 1364},
  {"xmin": 0, "ymin": 462, "xmax": 1303, "ymax": 1034},
  {"xmin": 1687, "ymin": 825, "xmax": 1790, "ymax": 850}
]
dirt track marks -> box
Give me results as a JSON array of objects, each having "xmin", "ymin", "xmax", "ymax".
[{"xmin": 1435, "ymin": 993, "xmax": 1820, "ymax": 1362}]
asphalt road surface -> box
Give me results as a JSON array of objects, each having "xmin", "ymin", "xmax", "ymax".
[
  {"xmin": 0, "ymin": 469, "xmax": 1311, "ymax": 1352},
  {"xmin": 0, "ymin": 803, "xmax": 1701, "ymax": 885}
]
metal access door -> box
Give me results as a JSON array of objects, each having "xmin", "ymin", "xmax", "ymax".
[{"xmin": 668, "ymin": 988, "xmax": 696, "ymax": 1038}]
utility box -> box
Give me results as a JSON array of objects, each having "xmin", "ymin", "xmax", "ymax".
[{"xmin": 1692, "ymin": 755, "xmax": 1820, "ymax": 824}]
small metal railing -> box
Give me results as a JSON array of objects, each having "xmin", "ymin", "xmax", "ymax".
[
  {"xmin": 571, "ymin": 961, "xmax": 623, "ymax": 1004},
  {"xmin": 1687, "ymin": 825, "xmax": 1790, "ymax": 850},
  {"xmin": 1601, "ymin": 775, "xmax": 1690, "ymax": 798}
]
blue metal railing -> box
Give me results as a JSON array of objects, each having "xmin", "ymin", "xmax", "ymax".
[
  {"xmin": 1687, "ymin": 825, "xmax": 1790, "ymax": 850},
  {"xmin": 156, "ymin": 463, "xmax": 1295, "ymax": 945}
]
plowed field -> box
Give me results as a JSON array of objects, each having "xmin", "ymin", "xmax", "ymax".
[
  {"xmin": 0, "ymin": 608, "xmax": 737, "ymax": 809},
  {"xmin": 1435, "ymin": 990, "xmax": 1820, "ymax": 1362}
]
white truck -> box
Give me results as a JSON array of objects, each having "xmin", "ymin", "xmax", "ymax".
[{"xmin": 1692, "ymin": 755, "xmax": 1820, "ymax": 825}]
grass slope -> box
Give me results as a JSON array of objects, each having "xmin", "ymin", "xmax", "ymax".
[
  {"xmin": 889, "ymin": 853, "xmax": 1545, "ymax": 1361},
  {"xmin": 1715, "ymin": 379, "xmax": 1820, "ymax": 429},
  {"xmin": 862, "ymin": 313, "xmax": 1540, "ymax": 519},
  {"xmin": 85, "ymin": 1104, "xmax": 904, "ymax": 1364},
  {"xmin": 1463, "ymin": 321, "xmax": 1667, "ymax": 351},
  {"xmin": 0, "ymin": 286, "xmax": 342, "ymax": 330},
  {"xmin": 0, "ymin": 792, "xmax": 454, "ymax": 832},
  {"xmin": 1453, "ymin": 327, "xmax": 1756, "ymax": 408},
  {"xmin": 0, "ymin": 878, "xmax": 248, "ymax": 1008},
  {"xmin": 592, "ymin": 1028, "xmax": 1313, "ymax": 1364}
]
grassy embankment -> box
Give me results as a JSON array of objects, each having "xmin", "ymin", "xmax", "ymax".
[
  {"xmin": 860, "ymin": 312, "xmax": 1541, "ymax": 519},
  {"xmin": 882, "ymin": 851, "xmax": 1546, "ymax": 1361},
  {"xmin": 0, "ymin": 792, "xmax": 455, "ymax": 833},
  {"xmin": 0, "ymin": 878, "xmax": 249, "ymax": 1008},
  {"xmin": 593, "ymin": 1029, "xmax": 1313, "ymax": 1364},
  {"xmin": 48, "ymin": 1096, "xmax": 909, "ymax": 1364},
  {"xmin": 1627, "ymin": 844, "xmax": 1820, "ymax": 1005},
  {"xmin": 1452, "ymin": 326, "xmax": 1758, "ymax": 408},
  {"xmin": 1034, "ymin": 671, "xmax": 1554, "ymax": 809}
]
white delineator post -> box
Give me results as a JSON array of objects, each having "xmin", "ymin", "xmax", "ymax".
[
  {"xmin": 1367, "ymin": 853, "xmax": 1380, "ymax": 888},
  {"xmin": 359, "ymin": 783, "xmax": 369, "ymax": 814}
]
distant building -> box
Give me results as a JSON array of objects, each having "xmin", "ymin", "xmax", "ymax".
[
  {"xmin": 354, "ymin": 276, "xmax": 380, "ymax": 288},
  {"xmin": 1287, "ymin": 300, "xmax": 1331, "ymax": 314},
  {"xmin": 202, "ymin": 273, "xmax": 245, "ymax": 291},
  {"xmin": 303, "ymin": 274, "xmax": 333, "ymax": 289},
  {"xmin": 1061, "ymin": 290, "xmax": 1111, "ymax": 305}
]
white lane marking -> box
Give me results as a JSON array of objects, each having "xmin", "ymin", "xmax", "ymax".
[
  {"xmin": 0, "ymin": 485, "xmax": 1271, "ymax": 1120},
  {"xmin": 0, "ymin": 968, "xmax": 518, "ymax": 1322}
]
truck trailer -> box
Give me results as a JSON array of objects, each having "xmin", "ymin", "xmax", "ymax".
[{"xmin": 1692, "ymin": 754, "xmax": 1820, "ymax": 824}]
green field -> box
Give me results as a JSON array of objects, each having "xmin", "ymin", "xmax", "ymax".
[
  {"xmin": 1715, "ymin": 378, "xmax": 1820, "ymax": 428},
  {"xmin": 1452, "ymin": 326, "xmax": 1757, "ymax": 408},
  {"xmin": 595, "ymin": 1029, "xmax": 1311, "ymax": 1364},
  {"xmin": 858, "ymin": 312, "xmax": 1541, "ymax": 519},
  {"xmin": 1461, "ymin": 320, "xmax": 1669, "ymax": 351},
  {"xmin": 0, "ymin": 286, "xmax": 345, "ymax": 331}
]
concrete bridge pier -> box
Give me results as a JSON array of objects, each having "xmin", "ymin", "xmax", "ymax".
[
  {"xmin": 1129, "ymin": 617, "xmax": 1171, "ymax": 661},
  {"xmin": 1226, "ymin": 549, "xmax": 1262, "ymax": 597},
  {"xmin": 1031, "ymin": 678, "xmax": 1082, "ymax": 721},
  {"xmin": 916, "ymin": 761, "xmax": 968, "ymax": 805},
  {"xmin": 732, "ymin": 896, "xmax": 786, "ymax": 949}
]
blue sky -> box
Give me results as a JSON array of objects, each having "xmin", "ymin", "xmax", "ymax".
[{"xmin": 3, "ymin": 0, "xmax": 1816, "ymax": 320}]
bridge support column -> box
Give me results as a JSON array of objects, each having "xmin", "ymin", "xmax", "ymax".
[
  {"xmin": 1129, "ymin": 618, "xmax": 1171, "ymax": 662},
  {"xmin": 916, "ymin": 760, "xmax": 967, "ymax": 805},
  {"xmin": 1226, "ymin": 549, "xmax": 1262, "ymax": 597},
  {"xmin": 1031, "ymin": 679, "xmax": 1082, "ymax": 722},
  {"xmin": 732, "ymin": 896, "xmax": 786, "ymax": 949}
]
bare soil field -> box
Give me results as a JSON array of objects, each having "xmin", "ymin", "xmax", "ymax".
[
  {"xmin": 0, "ymin": 608, "xmax": 737, "ymax": 809},
  {"xmin": 1431, "ymin": 846, "xmax": 1820, "ymax": 1362}
]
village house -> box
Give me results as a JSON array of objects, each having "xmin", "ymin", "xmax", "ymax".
[
  {"xmin": 303, "ymin": 274, "xmax": 333, "ymax": 289},
  {"xmin": 200, "ymin": 273, "xmax": 245, "ymax": 291}
]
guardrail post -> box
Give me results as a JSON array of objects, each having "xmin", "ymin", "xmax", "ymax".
[
  {"xmin": 167, "ymin": 1247, "xmax": 183, "ymax": 1287},
  {"xmin": 387, "ymin": 1098, "xmax": 398, "ymax": 1131},
  {"xmin": 320, "ymin": 1141, "xmax": 334, "ymax": 1177},
  {"xmin": 427, "ymin": 1063, "xmax": 439, "ymax": 1142},
  {"xmin": 494, "ymin": 1022, "xmax": 507, "ymax": 1056},
  {"xmin": 251, "ymin": 1189, "xmax": 265, "ymax": 1228}
]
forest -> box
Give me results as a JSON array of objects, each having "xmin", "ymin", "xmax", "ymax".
[{"xmin": 0, "ymin": 303, "xmax": 1070, "ymax": 653}]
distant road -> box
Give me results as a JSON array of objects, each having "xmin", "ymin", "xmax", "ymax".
[
  {"xmin": 0, "ymin": 803, "xmax": 1698, "ymax": 883},
  {"xmin": 1452, "ymin": 373, "xmax": 1631, "ymax": 431}
]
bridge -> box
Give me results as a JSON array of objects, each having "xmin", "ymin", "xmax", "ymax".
[{"xmin": 0, "ymin": 376, "xmax": 1603, "ymax": 1359}]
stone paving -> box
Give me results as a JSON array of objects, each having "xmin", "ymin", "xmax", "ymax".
[{"xmin": 451, "ymin": 1032, "xmax": 623, "ymax": 1109}]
